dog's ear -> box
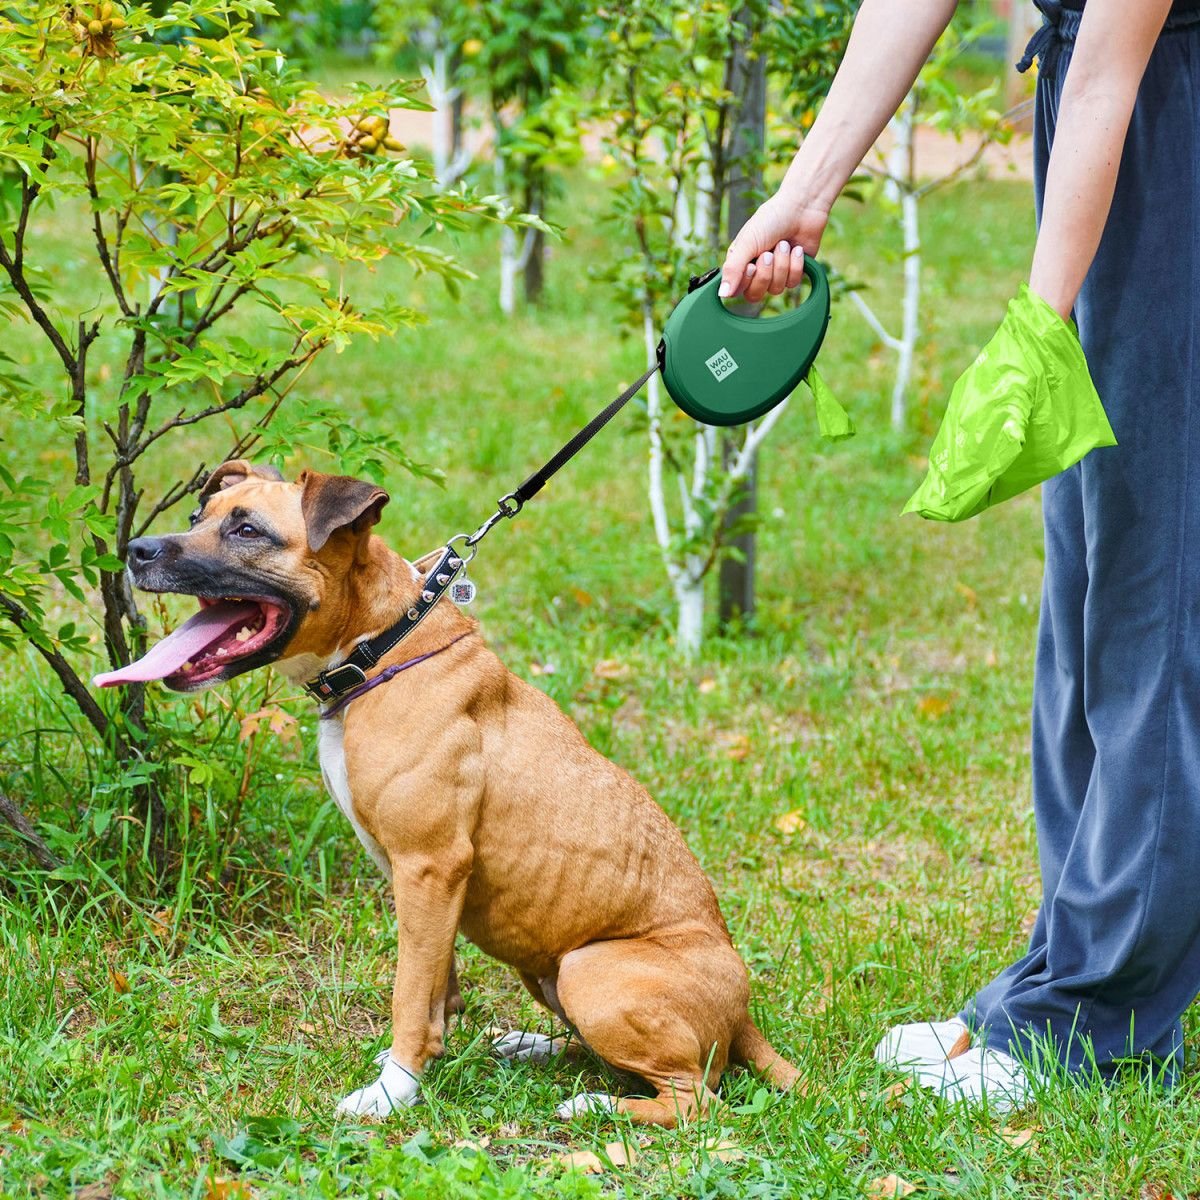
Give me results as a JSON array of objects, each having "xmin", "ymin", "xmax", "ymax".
[
  {"xmin": 199, "ymin": 460, "xmax": 284, "ymax": 504},
  {"xmin": 297, "ymin": 470, "xmax": 389, "ymax": 553}
]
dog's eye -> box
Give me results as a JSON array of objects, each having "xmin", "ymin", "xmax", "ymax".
[{"xmin": 231, "ymin": 523, "xmax": 261, "ymax": 540}]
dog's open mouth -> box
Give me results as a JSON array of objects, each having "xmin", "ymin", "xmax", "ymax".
[{"xmin": 93, "ymin": 596, "xmax": 291, "ymax": 689}]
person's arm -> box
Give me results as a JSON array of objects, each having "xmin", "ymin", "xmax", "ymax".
[
  {"xmin": 1030, "ymin": 0, "xmax": 1171, "ymax": 319},
  {"xmin": 721, "ymin": 0, "xmax": 958, "ymax": 302}
]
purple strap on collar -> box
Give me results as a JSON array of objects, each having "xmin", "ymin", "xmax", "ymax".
[{"xmin": 319, "ymin": 631, "xmax": 472, "ymax": 720}]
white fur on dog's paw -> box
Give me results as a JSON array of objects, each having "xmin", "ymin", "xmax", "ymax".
[
  {"xmin": 492, "ymin": 1030, "xmax": 559, "ymax": 1063},
  {"xmin": 335, "ymin": 1054, "xmax": 420, "ymax": 1119},
  {"xmin": 555, "ymin": 1092, "xmax": 617, "ymax": 1119}
]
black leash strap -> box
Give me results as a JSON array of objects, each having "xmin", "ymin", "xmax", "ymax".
[{"xmin": 463, "ymin": 355, "xmax": 662, "ymax": 551}]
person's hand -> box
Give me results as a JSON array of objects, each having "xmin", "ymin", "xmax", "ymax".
[{"xmin": 719, "ymin": 192, "xmax": 831, "ymax": 303}]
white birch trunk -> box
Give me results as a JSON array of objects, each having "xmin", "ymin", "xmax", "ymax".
[
  {"xmin": 644, "ymin": 297, "xmax": 705, "ymax": 659},
  {"xmin": 425, "ymin": 44, "xmax": 454, "ymax": 186},
  {"xmin": 883, "ymin": 113, "xmax": 906, "ymax": 206},
  {"xmin": 892, "ymin": 186, "xmax": 920, "ymax": 431},
  {"xmin": 645, "ymin": 299, "xmax": 675, "ymax": 560},
  {"xmin": 674, "ymin": 575, "xmax": 704, "ymax": 658},
  {"xmin": 495, "ymin": 127, "xmax": 517, "ymax": 316}
]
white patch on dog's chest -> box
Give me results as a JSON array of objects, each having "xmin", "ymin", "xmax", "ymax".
[{"xmin": 317, "ymin": 717, "xmax": 392, "ymax": 880}]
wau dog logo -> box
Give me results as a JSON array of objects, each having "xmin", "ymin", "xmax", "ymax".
[{"xmin": 704, "ymin": 347, "xmax": 739, "ymax": 382}]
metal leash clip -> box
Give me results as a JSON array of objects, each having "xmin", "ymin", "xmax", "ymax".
[{"xmin": 441, "ymin": 491, "xmax": 526, "ymax": 606}]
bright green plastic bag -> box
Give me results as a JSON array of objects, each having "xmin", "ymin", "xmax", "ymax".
[
  {"xmin": 807, "ymin": 365, "xmax": 855, "ymax": 441},
  {"xmin": 904, "ymin": 283, "xmax": 1116, "ymax": 521}
]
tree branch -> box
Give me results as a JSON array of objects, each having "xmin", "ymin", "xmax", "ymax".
[
  {"xmin": 847, "ymin": 288, "xmax": 904, "ymax": 351},
  {"xmin": 120, "ymin": 341, "xmax": 322, "ymax": 470},
  {"xmin": 0, "ymin": 595, "xmax": 112, "ymax": 744},
  {"xmin": 85, "ymin": 138, "xmax": 133, "ymax": 318},
  {"xmin": 0, "ymin": 792, "xmax": 62, "ymax": 872},
  {"xmin": 133, "ymin": 398, "xmax": 280, "ymax": 537}
]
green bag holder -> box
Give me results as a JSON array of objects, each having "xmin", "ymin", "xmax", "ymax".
[
  {"xmin": 904, "ymin": 283, "xmax": 1116, "ymax": 522},
  {"xmin": 660, "ymin": 257, "xmax": 853, "ymax": 438}
]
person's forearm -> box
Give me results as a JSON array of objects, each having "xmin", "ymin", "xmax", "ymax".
[
  {"xmin": 779, "ymin": 0, "xmax": 958, "ymax": 211},
  {"xmin": 1029, "ymin": 0, "xmax": 1171, "ymax": 319}
]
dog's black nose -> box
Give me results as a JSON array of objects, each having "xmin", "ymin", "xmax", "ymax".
[{"xmin": 127, "ymin": 537, "xmax": 165, "ymax": 567}]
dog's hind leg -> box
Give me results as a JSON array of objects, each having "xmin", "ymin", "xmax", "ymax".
[
  {"xmin": 444, "ymin": 956, "xmax": 465, "ymax": 1019},
  {"xmin": 552, "ymin": 937, "xmax": 738, "ymax": 1128}
]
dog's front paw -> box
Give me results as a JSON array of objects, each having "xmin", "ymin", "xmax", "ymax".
[
  {"xmin": 555, "ymin": 1092, "xmax": 617, "ymax": 1119},
  {"xmin": 492, "ymin": 1030, "xmax": 560, "ymax": 1063},
  {"xmin": 335, "ymin": 1055, "xmax": 420, "ymax": 1119}
]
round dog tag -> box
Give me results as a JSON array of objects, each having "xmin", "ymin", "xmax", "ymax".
[{"xmin": 450, "ymin": 576, "xmax": 476, "ymax": 606}]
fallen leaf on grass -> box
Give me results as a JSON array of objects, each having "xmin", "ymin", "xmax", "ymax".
[
  {"xmin": 555, "ymin": 1143, "xmax": 638, "ymax": 1173},
  {"xmin": 148, "ymin": 909, "xmax": 172, "ymax": 938},
  {"xmin": 206, "ymin": 1179, "xmax": 253, "ymax": 1200},
  {"xmin": 774, "ymin": 810, "xmax": 807, "ymax": 836},
  {"xmin": 570, "ymin": 587, "xmax": 594, "ymax": 608},
  {"xmin": 916, "ymin": 695, "xmax": 951, "ymax": 719},
  {"xmin": 946, "ymin": 1028, "xmax": 971, "ymax": 1060},
  {"xmin": 866, "ymin": 1174, "xmax": 918, "ymax": 1198},
  {"xmin": 593, "ymin": 659, "xmax": 630, "ymax": 680},
  {"xmin": 724, "ymin": 734, "xmax": 751, "ymax": 761},
  {"xmin": 555, "ymin": 1150, "xmax": 604, "ymax": 1174},
  {"xmin": 452, "ymin": 1136, "xmax": 491, "ymax": 1152},
  {"xmin": 999, "ymin": 1125, "xmax": 1037, "ymax": 1150},
  {"xmin": 697, "ymin": 677, "xmax": 717, "ymax": 694},
  {"xmin": 1139, "ymin": 1184, "xmax": 1178, "ymax": 1200},
  {"xmin": 882, "ymin": 1078, "xmax": 910, "ymax": 1104},
  {"xmin": 604, "ymin": 1141, "xmax": 637, "ymax": 1167},
  {"xmin": 954, "ymin": 581, "xmax": 978, "ymax": 611},
  {"xmin": 73, "ymin": 1185, "xmax": 112, "ymax": 1200},
  {"xmin": 108, "ymin": 967, "xmax": 130, "ymax": 995},
  {"xmin": 297, "ymin": 1021, "xmax": 316, "ymax": 1035}
]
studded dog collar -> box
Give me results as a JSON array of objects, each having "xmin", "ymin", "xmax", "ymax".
[{"xmin": 303, "ymin": 544, "xmax": 464, "ymax": 704}]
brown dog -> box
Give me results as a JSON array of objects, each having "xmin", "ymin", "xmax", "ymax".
[{"xmin": 96, "ymin": 460, "xmax": 799, "ymax": 1125}]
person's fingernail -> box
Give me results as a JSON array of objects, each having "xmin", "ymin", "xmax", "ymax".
[
  {"xmin": 745, "ymin": 263, "xmax": 756, "ymax": 277},
  {"xmin": 718, "ymin": 282, "xmax": 732, "ymax": 298},
  {"xmin": 778, "ymin": 241, "xmax": 790, "ymax": 255},
  {"xmin": 761, "ymin": 252, "xmax": 774, "ymax": 267},
  {"xmin": 792, "ymin": 244, "xmax": 804, "ymax": 257}
]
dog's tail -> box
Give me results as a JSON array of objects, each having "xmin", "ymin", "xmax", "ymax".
[{"xmin": 730, "ymin": 1019, "xmax": 803, "ymax": 1091}]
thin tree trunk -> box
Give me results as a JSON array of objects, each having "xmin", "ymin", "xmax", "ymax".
[
  {"xmin": 892, "ymin": 183, "xmax": 920, "ymax": 431},
  {"xmin": 523, "ymin": 168, "xmax": 546, "ymax": 305},
  {"xmin": 675, "ymin": 575, "xmax": 704, "ymax": 658},
  {"xmin": 429, "ymin": 43, "xmax": 452, "ymax": 183},
  {"xmin": 718, "ymin": 7, "xmax": 766, "ymax": 629},
  {"xmin": 494, "ymin": 114, "xmax": 518, "ymax": 316}
]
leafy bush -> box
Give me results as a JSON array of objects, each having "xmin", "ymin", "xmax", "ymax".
[{"xmin": 0, "ymin": 0, "xmax": 525, "ymax": 870}]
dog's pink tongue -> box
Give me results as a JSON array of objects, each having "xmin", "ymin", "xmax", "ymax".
[{"xmin": 93, "ymin": 601, "xmax": 259, "ymax": 687}]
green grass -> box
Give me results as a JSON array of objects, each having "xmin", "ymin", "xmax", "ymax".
[{"xmin": 3, "ymin": 157, "xmax": 1200, "ymax": 1199}]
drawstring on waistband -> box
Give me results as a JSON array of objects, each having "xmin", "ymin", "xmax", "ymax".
[{"xmin": 1016, "ymin": 0, "xmax": 1067, "ymax": 80}]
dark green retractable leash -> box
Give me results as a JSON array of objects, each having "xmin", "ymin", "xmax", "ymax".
[{"xmin": 448, "ymin": 256, "xmax": 836, "ymax": 585}]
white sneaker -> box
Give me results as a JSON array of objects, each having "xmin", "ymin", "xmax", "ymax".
[
  {"xmin": 874, "ymin": 1017, "xmax": 969, "ymax": 1069},
  {"xmin": 913, "ymin": 1047, "xmax": 1032, "ymax": 1113}
]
